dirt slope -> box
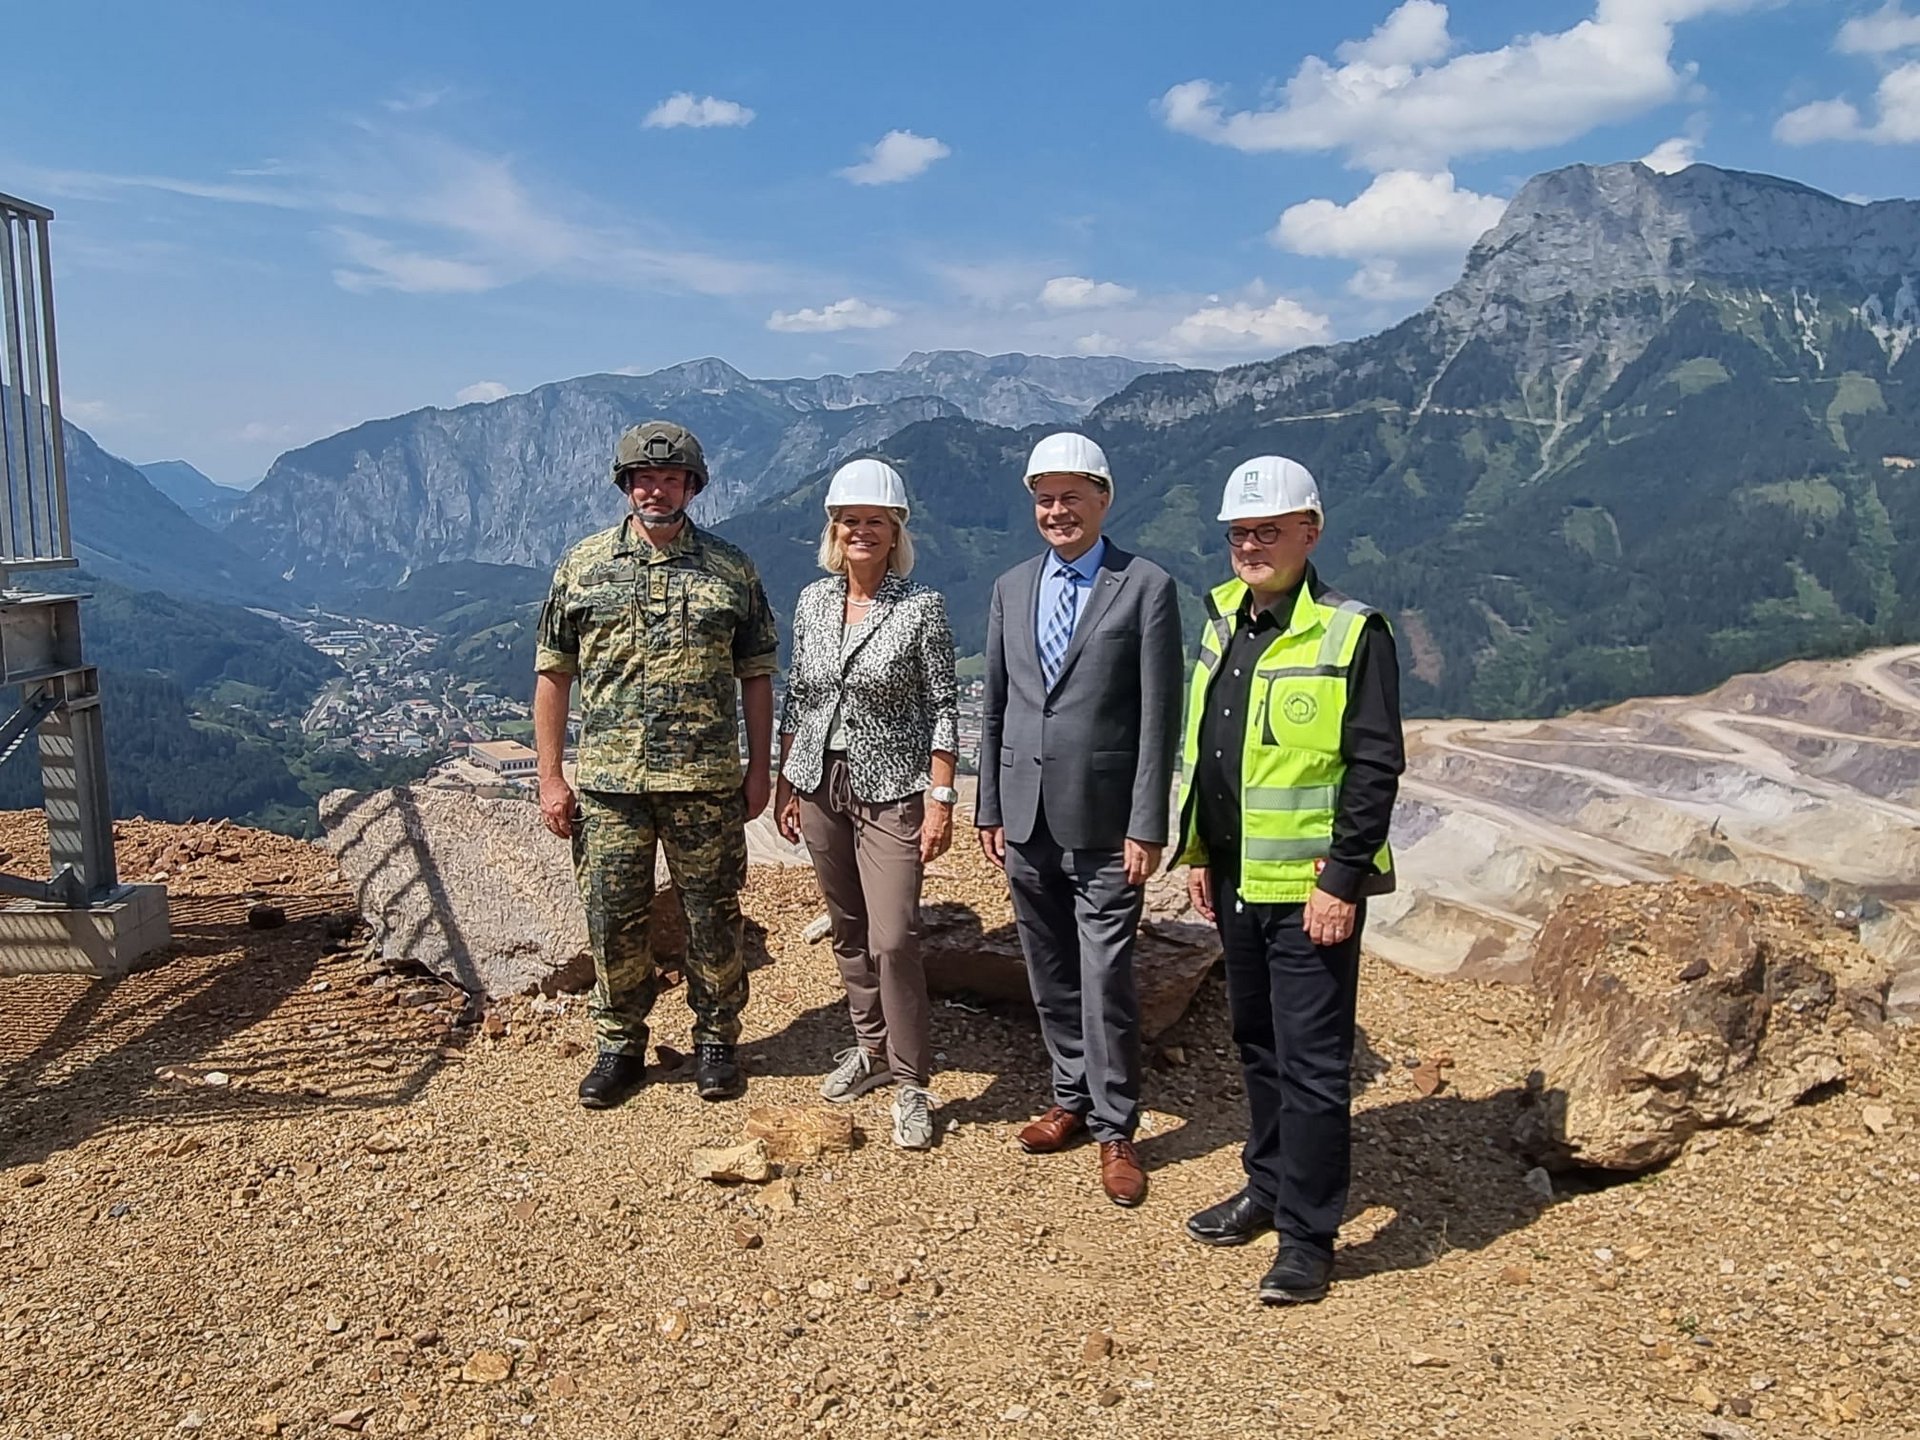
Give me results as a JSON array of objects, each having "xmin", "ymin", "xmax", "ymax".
[{"xmin": 2, "ymin": 813, "xmax": 1916, "ymax": 1439}]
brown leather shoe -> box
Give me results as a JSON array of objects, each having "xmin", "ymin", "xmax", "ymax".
[
  {"xmin": 1017, "ymin": 1105, "xmax": 1087, "ymax": 1154},
  {"xmin": 1100, "ymin": 1139, "xmax": 1147, "ymax": 1207}
]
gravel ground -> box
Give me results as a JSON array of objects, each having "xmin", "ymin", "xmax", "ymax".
[{"xmin": 1, "ymin": 812, "xmax": 1916, "ymax": 1440}]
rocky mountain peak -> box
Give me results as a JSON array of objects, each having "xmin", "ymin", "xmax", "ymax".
[
  {"xmin": 897, "ymin": 349, "xmax": 980, "ymax": 372},
  {"xmin": 1446, "ymin": 161, "xmax": 1920, "ymax": 316},
  {"xmin": 646, "ymin": 356, "xmax": 753, "ymax": 393}
]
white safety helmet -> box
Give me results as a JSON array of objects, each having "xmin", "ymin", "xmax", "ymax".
[
  {"xmin": 824, "ymin": 457, "xmax": 910, "ymax": 520},
  {"xmin": 1023, "ymin": 432, "xmax": 1113, "ymax": 496},
  {"xmin": 1218, "ymin": 455, "xmax": 1323, "ymax": 524}
]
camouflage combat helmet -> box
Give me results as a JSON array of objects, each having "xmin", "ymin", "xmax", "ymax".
[{"xmin": 612, "ymin": 421, "xmax": 709, "ymax": 494}]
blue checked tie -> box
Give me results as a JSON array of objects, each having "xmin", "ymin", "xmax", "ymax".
[{"xmin": 1039, "ymin": 562, "xmax": 1079, "ymax": 690}]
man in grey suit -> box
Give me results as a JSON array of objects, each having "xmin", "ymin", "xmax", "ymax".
[{"xmin": 976, "ymin": 431, "xmax": 1184, "ymax": 1207}]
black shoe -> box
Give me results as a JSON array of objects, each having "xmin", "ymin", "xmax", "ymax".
[
  {"xmin": 694, "ymin": 1042, "xmax": 743, "ymax": 1101},
  {"xmin": 578, "ymin": 1051, "xmax": 646, "ymax": 1109},
  {"xmin": 1186, "ymin": 1188, "xmax": 1275, "ymax": 1247},
  {"xmin": 1258, "ymin": 1246, "xmax": 1334, "ymax": 1305}
]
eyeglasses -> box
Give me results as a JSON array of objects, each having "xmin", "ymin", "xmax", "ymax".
[{"xmin": 1226, "ymin": 523, "xmax": 1300, "ymax": 546}]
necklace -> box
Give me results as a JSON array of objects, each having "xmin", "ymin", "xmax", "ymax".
[{"xmin": 847, "ymin": 595, "xmax": 875, "ymax": 609}]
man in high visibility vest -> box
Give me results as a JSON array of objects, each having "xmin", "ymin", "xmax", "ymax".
[{"xmin": 1173, "ymin": 455, "xmax": 1404, "ymax": 1304}]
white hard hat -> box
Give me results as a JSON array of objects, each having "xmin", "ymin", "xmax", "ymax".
[
  {"xmin": 1218, "ymin": 455, "xmax": 1322, "ymax": 524},
  {"xmin": 1023, "ymin": 432, "xmax": 1113, "ymax": 494},
  {"xmin": 824, "ymin": 457, "xmax": 910, "ymax": 520}
]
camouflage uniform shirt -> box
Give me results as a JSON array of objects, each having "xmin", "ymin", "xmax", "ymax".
[{"xmin": 536, "ymin": 517, "xmax": 779, "ymax": 793}]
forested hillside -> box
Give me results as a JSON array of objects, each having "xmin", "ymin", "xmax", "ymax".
[{"xmin": 0, "ymin": 575, "xmax": 423, "ymax": 835}]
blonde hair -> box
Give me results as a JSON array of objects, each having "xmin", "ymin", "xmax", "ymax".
[{"xmin": 819, "ymin": 507, "xmax": 915, "ymax": 577}]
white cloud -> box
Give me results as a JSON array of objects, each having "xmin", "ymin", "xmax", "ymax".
[
  {"xmin": 1039, "ymin": 275, "xmax": 1139, "ymax": 310},
  {"xmin": 1775, "ymin": 97, "xmax": 1866, "ymax": 143},
  {"xmin": 1837, "ymin": 3, "xmax": 1920, "ymax": 55},
  {"xmin": 926, "ymin": 260, "xmax": 1060, "ymax": 308},
  {"xmin": 32, "ymin": 168, "xmax": 307, "ymax": 209},
  {"xmin": 643, "ymin": 93, "xmax": 756, "ymax": 129},
  {"xmin": 1164, "ymin": 295, "xmax": 1333, "ymax": 358},
  {"xmin": 839, "ymin": 130, "xmax": 951, "ymax": 185},
  {"xmin": 1073, "ymin": 331, "xmax": 1127, "ymax": 355},
  {"xmin": 1344, "ymin": 259, "xmax": 1452, "ymax": 303},
  {"xmin": 34, "ymin": 131, "xmax": 783, "ymax": 300},
  {"xmin": 1640, "ymin": 135, "xmax": 1700, "ymax": 172},
  {"xmin": 1777, "ymin": 60, "xmax": 1920, "ymax": 144},
  {"xmin": 455, "ymin": 381, "xmax": 511, "ymax": 405},
  {"xmin": 1335, "ymin": 0, "xmax": 1453, "ymax": 66},
  {"xmin": 767, "ymin": 297, "xmax": 900, "ymax": 333},
  {"xmin": 384, "ymin": 86, "xmax": 450, "ymax": 114},
  {"xmin": 331, "ymin": 228, "xmax": 497, "ymax": 294},
  {"xmin": 1274, "ymin": 170, "xmax": 1505, "ymax": 258},
  {"xmin": 1157, "ymin": 0, "xmax": 1758, "ymax": 169}
]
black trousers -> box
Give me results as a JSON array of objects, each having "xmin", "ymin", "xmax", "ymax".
[{"xmin": 1212, "ymin": 872, "xmax": 1362, "ymax": 1256}]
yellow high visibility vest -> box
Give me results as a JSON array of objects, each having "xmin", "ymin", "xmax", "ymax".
[{"xmin": 1173, "ymin": 573, "xmax": 1394, "ymax": 904}]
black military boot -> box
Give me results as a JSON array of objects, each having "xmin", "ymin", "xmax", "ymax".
[
  {"xmin": 577, "ymin": 1051, "xmax": 647, "ymax": 1109},
  {"xmin": 693, "ymin": 1042, "xmax": 743, "ymax": 1101}
]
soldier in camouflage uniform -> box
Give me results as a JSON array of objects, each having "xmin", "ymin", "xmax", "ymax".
[{"xmin": 534, "ymin": 421, "xmax": 779, "ymax": 1107}]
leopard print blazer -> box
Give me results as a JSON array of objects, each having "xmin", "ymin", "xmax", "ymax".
[{"xmin": 778, "ymin": 572, "xmax": 960, "ymax": 803}]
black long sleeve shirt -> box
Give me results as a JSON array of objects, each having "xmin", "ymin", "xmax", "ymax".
[{"xmin": 1192, "ymin": 570, "xmax": 1405, "ymax": 902}]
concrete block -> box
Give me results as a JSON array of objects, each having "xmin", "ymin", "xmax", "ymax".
[{"xmin": 0, "ymin": 883, "xmax": 171, "ymax": 978}]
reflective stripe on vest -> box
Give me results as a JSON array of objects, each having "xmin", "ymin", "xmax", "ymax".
[{"xmin": 1175, "ymin": 581, "xmax": 1393, "ymax": 903}]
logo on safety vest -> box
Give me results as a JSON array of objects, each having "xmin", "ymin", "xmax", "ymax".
[{"xmin": 1282, "ymin": 691, "xmax": 1318, "ymax": 725}]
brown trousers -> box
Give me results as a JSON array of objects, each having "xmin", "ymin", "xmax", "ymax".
[{"xmin": 795, "ymin": 756, "xmax": 932, "ymax": 1086}]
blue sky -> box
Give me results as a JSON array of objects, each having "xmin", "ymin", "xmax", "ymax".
[{"xmin": 2, "ymin": 0, "xmax": 1913, "ymax": 484}]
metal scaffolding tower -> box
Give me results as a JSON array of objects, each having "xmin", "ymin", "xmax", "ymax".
[{"xmin": 0, "ymin": 189, "xmax": 167, "ymax": 976}]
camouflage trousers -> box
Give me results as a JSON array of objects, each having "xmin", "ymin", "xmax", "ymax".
[{"xmin": 573, "ymin": 788, "xmax": 748, "ymax": 1053}]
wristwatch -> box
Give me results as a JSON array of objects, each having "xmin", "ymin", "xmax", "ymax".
[{"xmin": 928, "ymin": 785, "xmax": 960, "ymax": 806}]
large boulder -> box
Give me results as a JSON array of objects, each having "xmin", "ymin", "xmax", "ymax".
[
  {"xmin": 320, "ymin": 786, "xmax": 685, "ymax": 998},
  {"xmin": 1514, "ymin": 879, "xmax": 1890, "ymax": 1171}
]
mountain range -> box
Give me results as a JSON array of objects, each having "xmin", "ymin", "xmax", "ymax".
[
  {"xmin": 720, "ymin": 162, "xmax": 1920, "ymax": 717},
  {"xmin": 37, "ymin": 159, "xmax": 1920, "ymax": 728},
  {"xmin": 137, "ymin": 459, "xmax": 243, "ymax": 526},
  {"xmin": 217, "ymin": 350, "xmax": 1171, "ymax": 593},
  {"xmin": 62, "ymin": 424, "xmax": 291, "ymax": 606}
]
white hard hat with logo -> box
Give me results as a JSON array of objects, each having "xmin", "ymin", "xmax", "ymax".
[
  {"xmin": 1218, "ymin": 455, "xmax": 1323, "ymax": 523},
  {"xmin": 824, "ymin": 457, "xmax": 911, "ymax": 519},
  {"xmin": 1023, "ymin": 432, "xmax": 1113, "ymax": 496}
]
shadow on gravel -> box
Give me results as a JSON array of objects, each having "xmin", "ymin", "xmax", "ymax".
[
  {"xmin": 1337, "ymin": 1084, "xmax": 1541, "ymax": 1277},
  {"xmin": 1137, "ymin": 996, "xmax": 1543, "ymax": 1273},
  {"xmin": 742, "ymin": 914, "xmax": 1546, "ymax": 1273},
  {"xmin": 0, "ymin": 891, "xmax": 463, "ymax": 1171}
]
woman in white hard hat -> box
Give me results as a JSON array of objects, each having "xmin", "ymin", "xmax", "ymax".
[{"xmin": 774, "ymin": 457, "xmax": 960, "ymax": 1149}]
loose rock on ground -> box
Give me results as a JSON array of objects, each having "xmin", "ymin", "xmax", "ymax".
[{"xmin": 0, "ymin": 810, "xmax": 1915, "ymax": 1438}]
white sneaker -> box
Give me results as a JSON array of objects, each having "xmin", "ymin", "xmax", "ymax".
[
  {"xmin": 820, "ymin": 1046, "xmax": 891, "ymax": 1103},
  {"xmin": 892, "ymin": 1085, "xmax": 937, "ymax": 1150}
]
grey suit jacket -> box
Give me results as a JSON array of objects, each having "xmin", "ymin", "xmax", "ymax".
[{"xmin": 975, "ymin": 542, "xmax": 1184, "ymax": 851}]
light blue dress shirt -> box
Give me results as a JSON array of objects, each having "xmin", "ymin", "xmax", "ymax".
[{"xmin": 1035, "ymin": 535, "xmax": 1106, "ymax": 650}]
